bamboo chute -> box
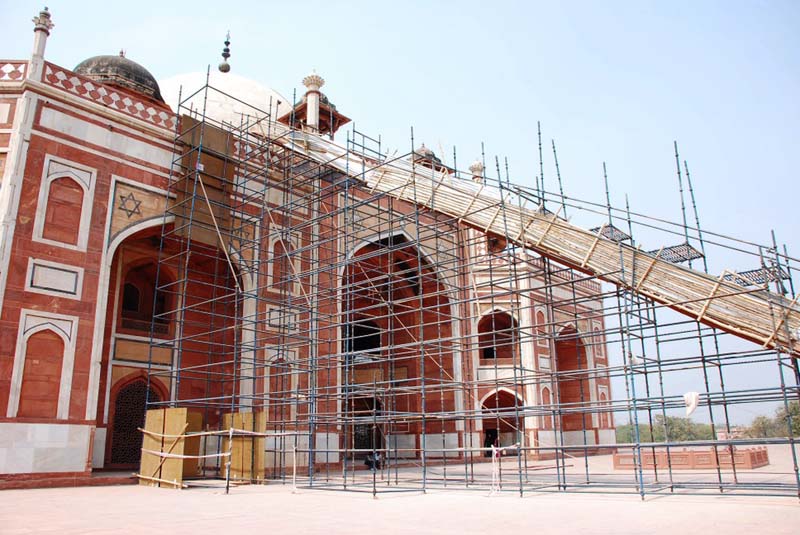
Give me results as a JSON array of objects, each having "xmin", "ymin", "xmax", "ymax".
[{"xmin": 269, "ymin": 125, "xmax": 800, "ymax": 357}]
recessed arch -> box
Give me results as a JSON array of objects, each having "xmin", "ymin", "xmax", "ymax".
[
  {"xmin": 553, "ymin": 326, "xmax": 592, "ymax": 433},
  {"xmin": 106, "ymin": 372, "xmax": 167, "ymax": 468}
]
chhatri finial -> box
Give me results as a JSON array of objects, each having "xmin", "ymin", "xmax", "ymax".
[
  {"xmin": 218, "ymin": 31, "xmax": 231, "ymax": 73},
  {"xmin": 469, "ymin": 159, "xmax": 485, "ymax": 182},
  {"xmin": 32, "ymin": 6, "xmax": 54, "ymax": 34},
  {"xmin": 302, "ymin": 71, "xmax": 325, "ymax": 91},
  {"xmin": 119, "ymin": 49, "xmax": 126, "ymax": 58}
]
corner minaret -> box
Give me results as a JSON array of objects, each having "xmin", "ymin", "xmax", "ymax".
[
  {"xmin": 30, "ymin": 6, "xmax": 54, "ymax": 80},
  {"xmin": 278, "ymin": 71, "xmax": 351, "ymax": 138}
]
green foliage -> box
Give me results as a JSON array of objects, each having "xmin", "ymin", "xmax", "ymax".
[
  {"xmin": 744, "ymin": 401, "xmax": 800, "ymax": 438},
  {"xmin": 616, "ymin": 402, "xmax": 800, "ymax": 443},
  {"xmin": 616, "ymin": 414, "xmax": 714, "ymax": 444}
]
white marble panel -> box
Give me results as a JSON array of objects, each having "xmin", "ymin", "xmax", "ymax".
[
  {"xmin": 40, "ymin": 108, "xmax": 171, "ymax": 168},
  {"xmin": 423, "ymin": 433, "xmax": 459, "ymax": 458},
  {"xmin": 598, "ymin": 429, "xmax": 616, "ymax": 445},
  {"xmin": 386, "ymin": 434, "xmax": 416, "ymax": 458},
  {"xmin": 314, "ymin": 432, "xmax": 339, "ymax": 464},
  {"xmin": 26, "ymin": 258, "xmax": 83, "ymax": 299},
  {"xmin": 562, "ymin": 430, "xmax": 597, "ymax": 447},
  {"xmin": 0, "ymin": 423, "xmax": 91, "ymax": 474},
  {"xmin": 92, "ymin": 428, "xmax": 106, "ymax": 468},
  {"xmin": 477, "ymin": 367, "xmax": 517, "ymax": 381}
]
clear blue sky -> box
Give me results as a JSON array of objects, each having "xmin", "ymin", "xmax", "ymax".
[
  {"xmin": 4, "ymin": 0, "xmax": 797, "ymax": 251},
  {"xmin": 3, "ymin": 0, "xmax": 798, "ymax": 423}
]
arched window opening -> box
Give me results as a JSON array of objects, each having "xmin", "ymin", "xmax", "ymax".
[
  {"xmin": 18, "ymin": 330, "xmax": 64, "ymax": 418},
  {"xmin": 42, "ymin": 177, "xmax": 83, "ymax": 245},
  {"xmin": 120, "ymin": 263, "xmax": 171, "ymax": 335},
  {"xmin": 478, "ymin": 311, "xmax": 518, "ymax": 361},
  {"xmin": 122, "ymin": 283, "xmax": 141, "ymax": 314}
]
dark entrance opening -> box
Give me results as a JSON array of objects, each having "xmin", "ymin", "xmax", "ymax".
[
  {"xmin": 109, "ymin": 380, "xmax": 162, "ymax": 467},
  {"xmin": 350, "ymin": 397, "xmax": 383, "ymax": 458},
  {"xmin": 483, "ymin": 428, "xmax": 498, "ymax": 457}
]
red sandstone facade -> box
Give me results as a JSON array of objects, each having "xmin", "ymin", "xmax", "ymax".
[{"xmin": 0, "ymin": 9, "xmax": 613, "ymax": 485}]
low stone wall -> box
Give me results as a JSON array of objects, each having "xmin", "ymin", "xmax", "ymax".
[{"xmin": 613, "ymin": 446, "xmax": 769, "ymax": 470}]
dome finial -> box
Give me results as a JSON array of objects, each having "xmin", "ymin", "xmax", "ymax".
[
  {"xmin": 218, "ymin": 31, "xmax": 231, "ymax": 73},
  {"xmin": 119, "ymin": 49, "xmax": 125, "ymax": 58}
]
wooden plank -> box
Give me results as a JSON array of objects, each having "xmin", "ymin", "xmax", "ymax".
[
  {"xmin": 183, "ymin": 411, "xmax": 204, "ymax": 478},
  {"xmin": 160, "ymin": 407, "xmax": 187, "ymax": 487},
  {"xmin": 139, "ymin": 408, "xmax": 164, "ymax": 487},
  {"xmin": 221, "ymin": 410, "xmax": 267, "ymax": 482},
  {"xmin": 254, "ymin": 411, "xmax": 266, "ymax": 481}
]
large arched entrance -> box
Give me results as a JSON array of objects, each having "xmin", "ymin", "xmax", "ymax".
[
  {"xmin": 108, "ymin": 378, "xmax": 163, "ymax": 467},
  {"xmin": 341, "ymin": 233, "xmax": 454, "ymax": 460}
]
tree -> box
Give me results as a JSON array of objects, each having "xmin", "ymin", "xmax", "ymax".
[
  {"xmin": 744, "ymin": 401, "xmax": 800, "ymax": 438},
  {"xmin": 775, "ymin": 401, "xmax": 800, "ymax": 437},
  {"xmin": 615, "ymin": 414, "xmax": 713, "ymax": 444}
]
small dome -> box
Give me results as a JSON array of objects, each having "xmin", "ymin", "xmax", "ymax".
[
  {"xmin": 159, "ymin": 72, "xmax": 292, "ymax": 126},
  {"xmin": 74, "ymin": 53, "xmax": 163, "ymax": 102},
  {"xmin": 414, "ymin": 143, "xmax": 441, "ymax": 164}
]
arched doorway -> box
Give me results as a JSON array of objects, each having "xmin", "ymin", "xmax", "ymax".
[
  {"xmin": 481, "ymin": 389, "xmax": 524, "ymax": 456},
  {"xmin": 108, "ymin": 379, "xmax": 162, "ymax": 467},
  {"xmin": 349, "ymin": 397, "xmax": 383, "ymax": 454}
]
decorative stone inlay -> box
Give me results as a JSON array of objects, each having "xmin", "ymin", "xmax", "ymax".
[
  {"xmin": 42, "ymin": 63, "xmax": 176, "ymax": 130},
  {"xmin": 0, "ymin": 62, "xmax": 27, "ymax": 81}
]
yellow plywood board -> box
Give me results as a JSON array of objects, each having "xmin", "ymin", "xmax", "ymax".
[
  {"xmin": 139, "ymin": 408, "xmax": 164, "ymax": 487},
  {"xmin": 160, "ymin": 407, "xmax": 188, "ymax": 487},
  {"xmin": 222, "ymin": 411, "xmax": 266, "ymax": 482},
  {"xmin": 183, "ymin": 411, "xmax": 204, "ymax": 478}
]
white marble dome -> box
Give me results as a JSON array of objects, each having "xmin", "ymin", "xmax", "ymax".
[{"xmin": 159, "ymin": 72, "xmax": 292, "ymax": 127}]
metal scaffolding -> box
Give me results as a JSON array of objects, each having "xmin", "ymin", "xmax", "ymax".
[{"xmin": 145, "ymin": 78, "xmax": 800, "ymax": 498}]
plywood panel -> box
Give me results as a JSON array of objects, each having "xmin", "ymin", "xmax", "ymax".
[
  {"xmin": 222, "ymin": 410, "xmax": 266, "ymax": 482},
  {"xmin": 139, "ymin": 408, "xmax": 164, "ymax": 487},
  {"xmin": 160, "ymin": 407, "xmax": 188, "ymax": 487},
  {"xmin": 183, "ymin": 411, "xmax": 204, "ymax": 478}
]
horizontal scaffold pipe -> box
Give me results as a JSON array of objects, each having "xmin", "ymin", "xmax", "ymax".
[{"xmin": 268, "ymin": 123, "xmax": 800, "ymax": 356}]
